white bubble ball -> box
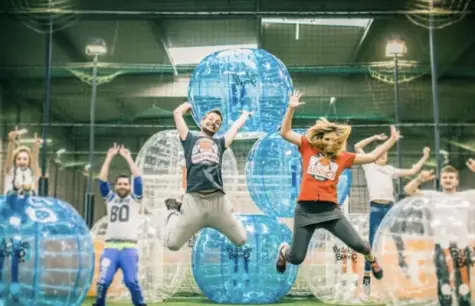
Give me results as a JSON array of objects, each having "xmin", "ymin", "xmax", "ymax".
[
  {"xmin": 303, "ymin": 214, "xmax": 385, "ymax": 304},
  {"xmin": 135, "ymin": 130, "xmax": 239, "ymax": 209},
  {"xmin": 90, "ymin": 212, "xmax": 189, "ymax": 302},
  {"xmin": 374, "ymin": 195, "xmax": 475, "ymax": 306}
]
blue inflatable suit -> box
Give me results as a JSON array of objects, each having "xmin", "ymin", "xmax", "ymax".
[
  {"xmin": 0, "ymin": 195, "xmax": 94, "ymax": 306},
  {"xmin": 192, "ymin": 215, "xmax": 297, "ymax": 304},
  {"xmin": 188, "ymin": 48, "xmax": 293, "ymax": 136}
]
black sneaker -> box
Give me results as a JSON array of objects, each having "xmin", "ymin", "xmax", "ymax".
[
  {"xmin": 275, "ymin": 243, "xmax": 289, "ymax": 273},
  {"xmin": 368, "ymin": 258, "xmax": 383, "ymax": 280},
  {"xmin": 362, "ymin": 275, "xmax": 371, "ymax": 295},
  {"xmin": 165, "ymin": 198, "xmax": 181, "ymax": 212}
]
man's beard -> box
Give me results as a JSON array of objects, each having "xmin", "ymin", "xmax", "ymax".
[
  {"xmin": 117, "ymin": 190, "xmax": 130, "ymax": 198},
  {"xmin": 202, "ymin": 127, "xmax": 216, "ymax": 137}
]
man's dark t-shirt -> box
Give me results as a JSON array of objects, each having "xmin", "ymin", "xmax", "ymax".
[{"xmin": 181, "ymin": 132, "xmax": 226, "ymax": 193}]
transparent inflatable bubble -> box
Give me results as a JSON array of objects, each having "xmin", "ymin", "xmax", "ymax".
[
  {"xmin": 374, "ymin": 195, "xmax": 475, "ymax": 306},
  {"xmin": 0, "ymin": 196, "xmax": 94, "ymax": 306},
  {"xmin": 135, "ymin": 130, "xmax": 238, "ymax": 209},
  {"xmin": 246, "ymin": 130, "xmax": 352, "ymax": 217},
  {"xmin": 90, "ymin": 211, "xmax": 188, "ymax": 302},
  {"xmin": 188, "ymin": 48, "xmax": 293, "ymax": 136},
  {"xmin": 192, "ymin": 214, "xmax": 298, "ymax": 303},
  {"xmin": 303, "ymin": 214, "xmax": 383, "ymax": 305}
]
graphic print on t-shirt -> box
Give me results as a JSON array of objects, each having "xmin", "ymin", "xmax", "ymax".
[
  {"xmin": 307, "ymin": 153, "xmax": 339, "ymax": 181},
  {"xmin": 191, "ymin": 138, "xmax": 220, "ymax": 165}
]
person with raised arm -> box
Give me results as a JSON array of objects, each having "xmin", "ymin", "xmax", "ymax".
[
  {"xmin": 355, "ymin": 134, "xmax": 430, "ymax": 293},
  {"xmin": 93, "ymin": 143, "xmax": 146, "ymax": 306},
  {"xmin": 163, "ymin": 103, "xmax": 251, "ymax": 251},
  {"xmin": 275, "ymin": 91, "xmax": 401, "ymax": 284}
]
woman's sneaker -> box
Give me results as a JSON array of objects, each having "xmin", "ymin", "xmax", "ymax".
[
  {"xmin": 368, "ymin": 258, "xmax": 383, "ymax": 279},
  {"xmin": 275, "ymin": 243, "xmax": 289, "ymax": 273}
]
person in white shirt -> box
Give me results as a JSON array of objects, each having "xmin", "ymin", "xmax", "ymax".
[
  {"xmin": 354, "ymin": 133, "xmax": 430, "ymax": 294},
  {"xmin": 404, "ymin": 162, "xmax": 475, "ymax": 306}
]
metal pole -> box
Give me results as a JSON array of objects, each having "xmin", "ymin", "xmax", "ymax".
[
  {"xmin": 39, "ymin": 18, "xmax": 53, "ymax": 196},
  {"xmin": 54, "ymin": 164, "xmax": 59, "ymax": 197},
  {"xmin": 429, "ymin": 17, "xmax": 441, "ymax": 191},
  {"xmin": 393, "ymin": 54, "xmax": 403, "ymax": 199},
  {"xmin": 84, "ymin": 55, "xmax": 99, "ymax": 228}
]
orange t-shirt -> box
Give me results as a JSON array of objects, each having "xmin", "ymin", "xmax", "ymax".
[{"xmin": 298, "ymin": 135, "xmax": 356, "ymax": 204}]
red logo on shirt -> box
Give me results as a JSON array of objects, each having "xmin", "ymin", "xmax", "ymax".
[{"xmin": 307, "ymin": 153, "xmax": 339, "ymax": 181}]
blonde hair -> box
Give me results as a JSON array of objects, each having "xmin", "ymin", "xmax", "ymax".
[
  {"xmin": 441, "ymin": 165, "xmax": 459, "ymax": 179},
  {"xmin": 13, "ymin": 146, "xmax": 32, "ymax": 167},
  {"xmin": 305, "ymin": 117, "xmax": 352, "ymax": 159}
]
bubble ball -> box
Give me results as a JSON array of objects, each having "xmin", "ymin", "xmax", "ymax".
[
  {"xmin": 192, "ymin": 214, "xmax": 298, "ymax": 304},
  {"xmin": 303, "ymin": 213, "xmax": 378, "ymax": 305},
  {"xmin": 135, "ymin": 129, "xmax": 239, "ymax": 209},
  {"xmin": 245, "ymin": 130, "xmax": 353, "ymax": 217},
  {"xmin": 89, "ymin": 211, "xmax": 187, "ymax": 302},
  {"xmin": 0, "ymin": 195, "xmax": 94, "ymax": 306},
  {"xmin": 373, "ymin": 195, "xmax": 475, "ymax": 306},
  {"xmin": 188, "ymin": 48, "xmax": 293, "ymax": 136}
]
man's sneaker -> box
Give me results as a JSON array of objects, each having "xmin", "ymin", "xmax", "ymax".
[
  {"xmin": 368, "ymin": 258, "xmax": 383, "ymax": 280},
  {"xmin": 165, "ymin": 198, "xmax": 181, "ymax": 212},
  {"xmin": 275, "ymin": 243, "xmax": 289, "ymax": 273},
  {"xmin": 362, "ymin": 275, "xmax": 371, "ymax": 295}
]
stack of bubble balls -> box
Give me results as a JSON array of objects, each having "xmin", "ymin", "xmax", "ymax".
[
  {"xmin": 373, "ymin": 196, "xmax": 475, "ymax": 306},
  {"xmin": 90, "ymin": 212, "xmax": 187, "ymax": 303},
  {"xmin": 0, "ymin": 195, "xmax": 94, "ymax": 306},
  {"xmin": 303, "ymin": 213, "xmax": 374, "ymax": 305},
  {"xmin": 188, "ymin": 48, "xmax": 293, "ymax": 136},
  {"xmin": 187, "ymin": 48, "xmax": 356, "ymax": 304},
  {"xmin": 187, "ymin": 48, "xmax": 299, "ymax": 304},
  {"xmin": 192, "ymin": 214, "xmax": 297, "ymax": 304}
]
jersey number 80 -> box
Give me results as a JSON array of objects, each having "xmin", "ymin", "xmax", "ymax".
[{"xmin": 110, "ymin": 205, "xmax": 130, "ymax": 223}]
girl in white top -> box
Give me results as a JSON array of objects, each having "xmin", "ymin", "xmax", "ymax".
[
  {"xmin": 4, "ymin": 128, "xmax": 42, "ymax": 196},
  {"xmin": 1, "ymin": 128, "xmax": 42, "ymax": 301},
  {"xmin": 354, "ymin": 133, "xmax": 430, "ymax": 294}
]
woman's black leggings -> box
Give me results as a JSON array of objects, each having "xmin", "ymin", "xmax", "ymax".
[{"xmin": 286, "ymin": 216, "xmax": 372, "ymax": 265}]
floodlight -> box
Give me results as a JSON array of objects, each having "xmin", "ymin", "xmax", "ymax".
[
  {"xmin": 85, "ymin": 38, "xmax": 107, "ymax": 56},
  {"xmin": 385, "ymin": 40, "xmax": 407, "ymax": 57}
]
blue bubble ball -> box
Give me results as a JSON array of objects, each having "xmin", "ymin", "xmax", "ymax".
[
  {"xmin": 188, "ymin": 48, "xmax": 293, "ymax": 136},
  {"xmin": 246, "ymin": 131, "xmax": 353, "ymax": 218},
  {"xmin": 192, "ymin": 214, "xmax": 297, "ymax": 304},
  {"xmin": 0, "ymin": 195, "xmax": 94, "ymax": 306}
]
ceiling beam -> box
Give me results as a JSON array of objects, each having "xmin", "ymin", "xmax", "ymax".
[
  {"xmin": 350, "ymin": 19, "xmax": 374, "ymax": 63},
  {"xmin": 53, "ymin": 30, "xmax": 87, "ymax": 63},
  {"xmin": 150, "ymin": 20, "xmax": 178, "ymax": 76},
  {"xmin": 2, "ymin": 0, "xmax": 464, "ymax": 19},
  {"xmin": 11, "ymin": 74, "xmax": 475, "ymax": 100}
]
